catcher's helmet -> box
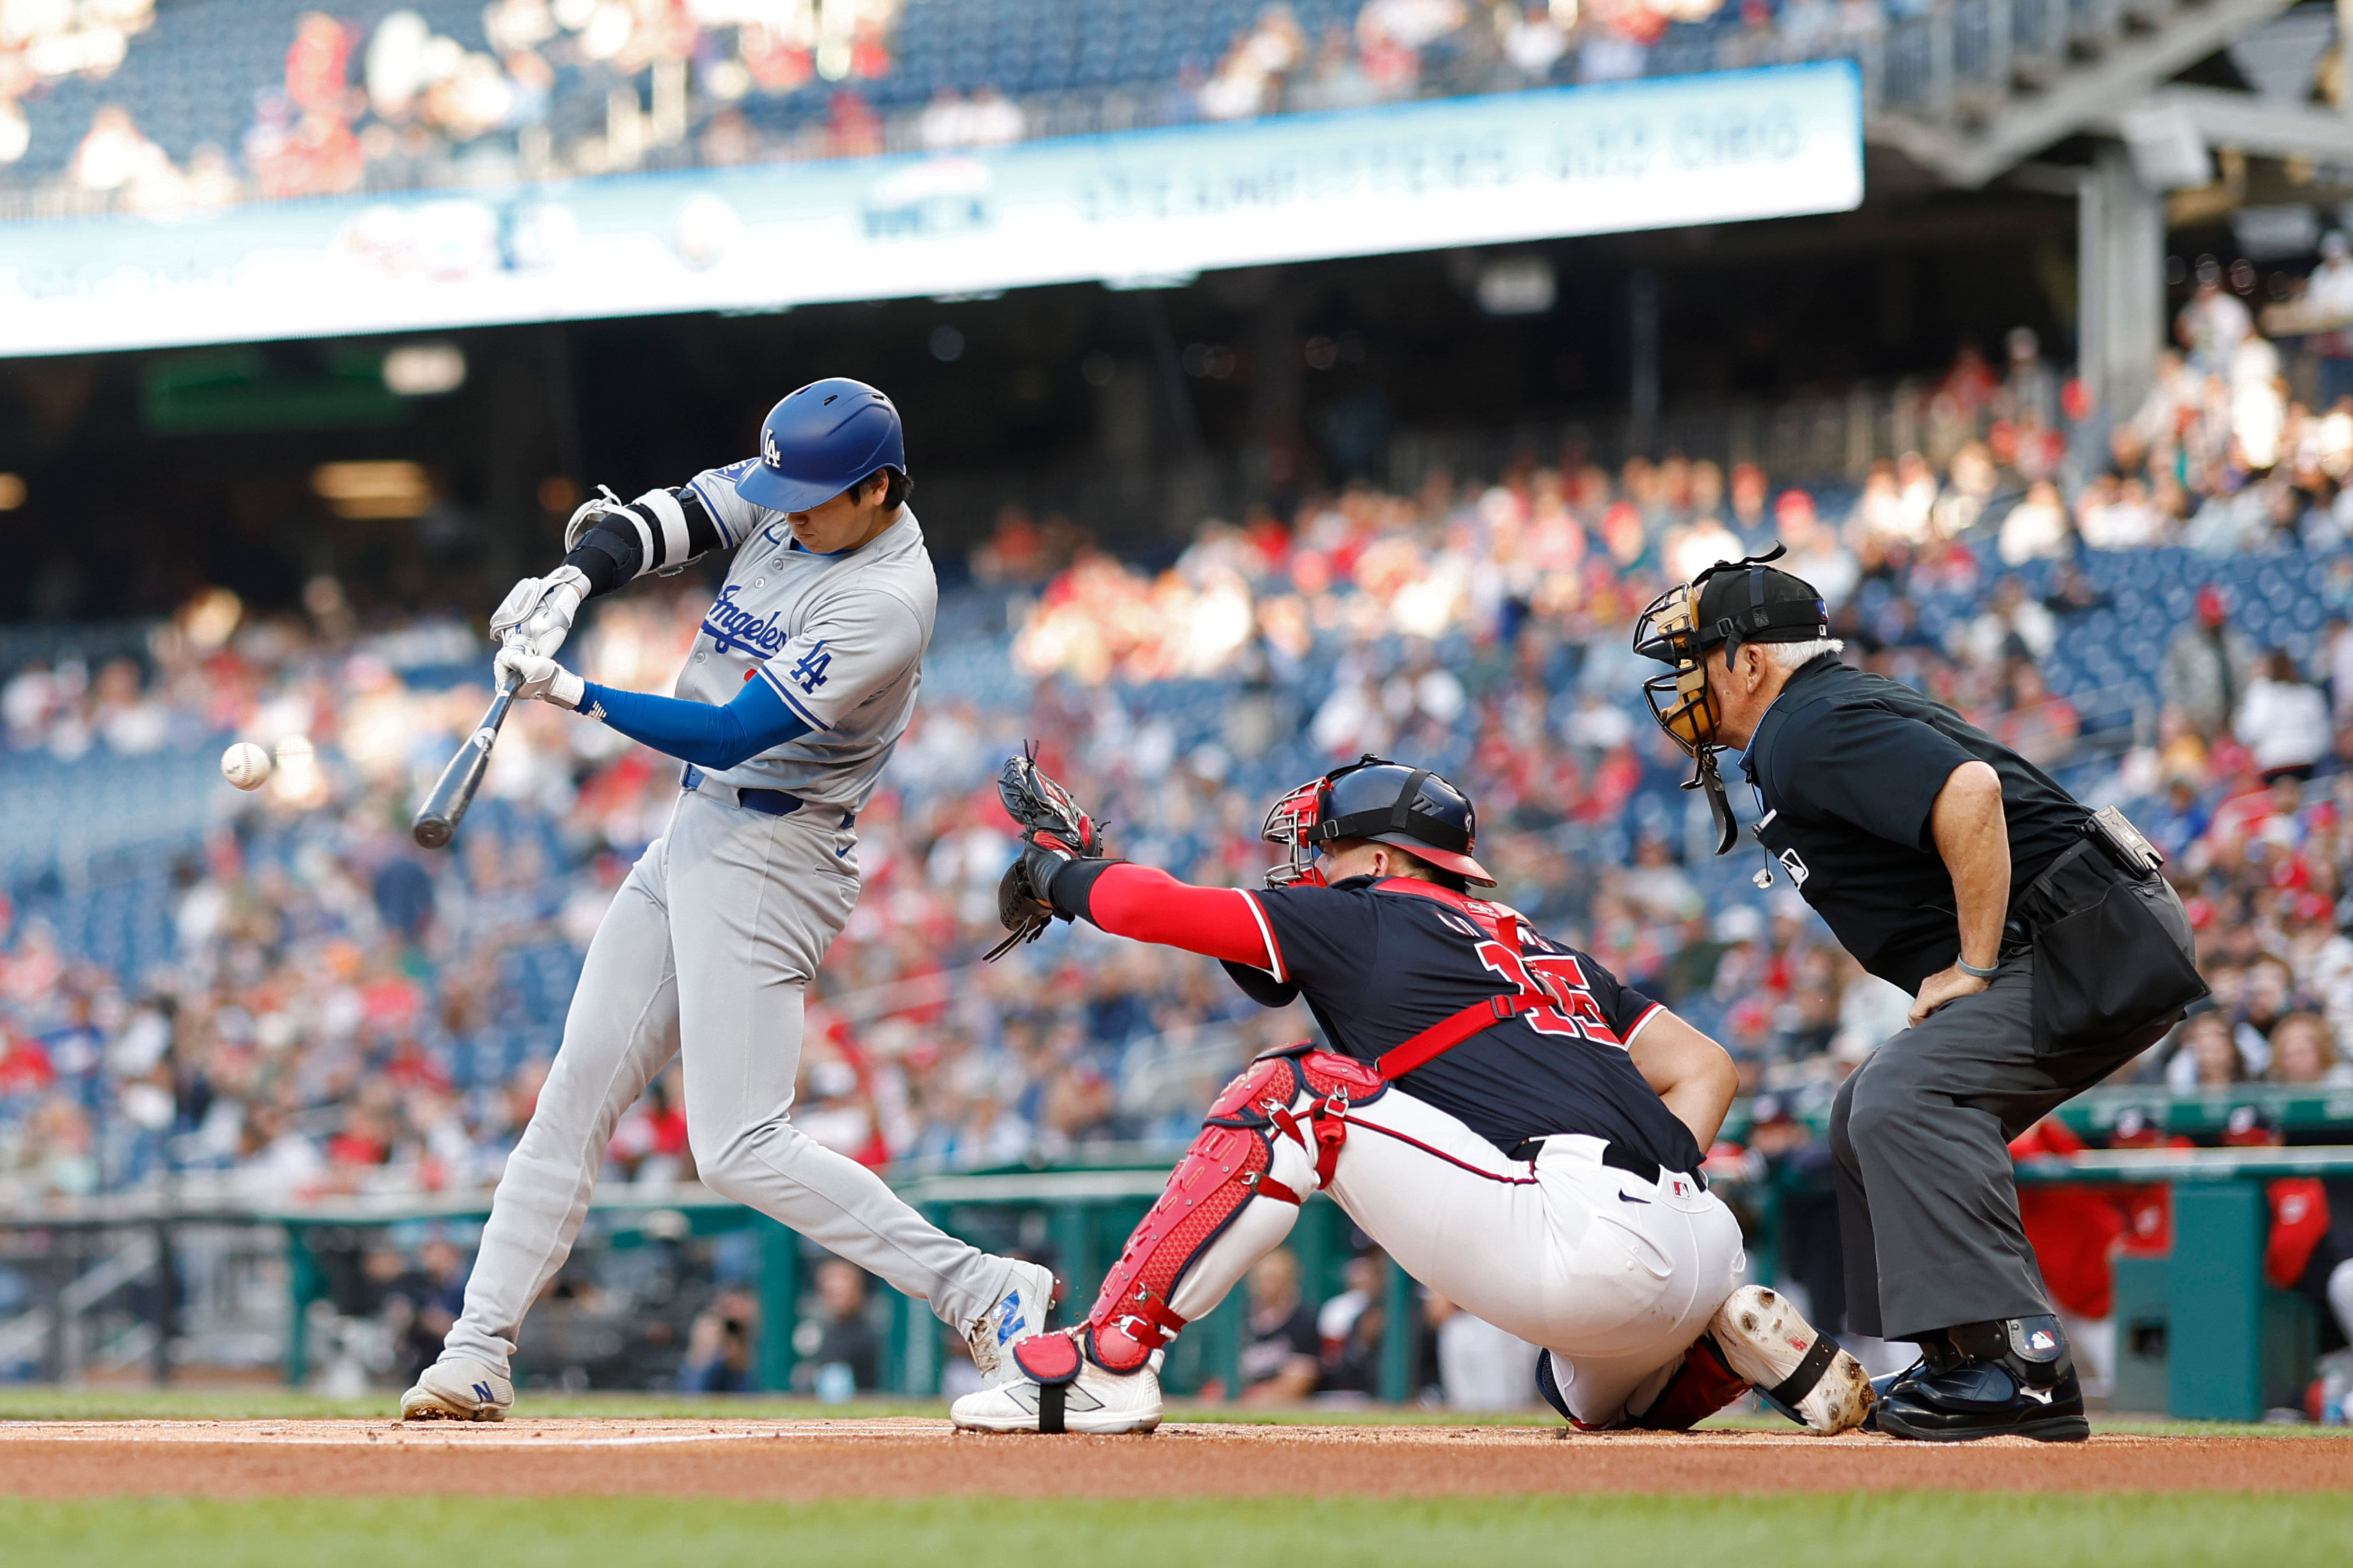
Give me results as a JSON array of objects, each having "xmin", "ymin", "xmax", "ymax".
[
  {"xmin": 737, "ymin": 377, "xmax": 907, "ymax": 513},
  {"xmin": 1261, "ymin": 755, "xmax": 1494, "ymax": 888}
]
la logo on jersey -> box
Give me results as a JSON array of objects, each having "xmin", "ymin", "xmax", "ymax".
[{"xmin": 788, "ymin": 641, "xmax": 832, "ymax": 694}]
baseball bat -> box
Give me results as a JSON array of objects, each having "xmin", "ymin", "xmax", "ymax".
[{"xmin": 412, "ymin": 673, "xmax": 521, "ymax": 849}]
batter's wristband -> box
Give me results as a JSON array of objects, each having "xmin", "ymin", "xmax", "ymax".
[{"xmin": 1047, "ymin": 857, "xmax": 1124, "ymax": 923}]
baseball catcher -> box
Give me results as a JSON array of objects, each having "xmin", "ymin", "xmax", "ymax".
[{"xmin": 954, "ymin": 752, "xmax": 1873, "ymax": 1434}]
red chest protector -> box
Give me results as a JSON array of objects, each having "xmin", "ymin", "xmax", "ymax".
[{"xmin": 1364, "ymin": 878, "xmax": 1554, "ymax": 1078}]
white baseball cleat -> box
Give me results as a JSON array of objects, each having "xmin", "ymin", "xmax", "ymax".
[
  {"xmin": 965, "ymin": 1258, "xmax": 1058, "ymax": 1386},
  {"xmin": 950, "ymin": 1332, "xmax": 1163, "ymax": 1434},
  {"xmin": 1706, "ymin": 1285, "xmax": 1875, "ymax": 1434},
  {"xmin": 399, "ymin": 1356, "xmax": 514, "ymax": 1422}
]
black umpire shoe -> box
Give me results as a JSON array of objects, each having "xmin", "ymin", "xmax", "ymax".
[
  {"xmin": 1875, "ymin": 1314, "xmax": 2090, "ymax": 1443},
  {"xmin": 1858, "ymin": 1357, "xmax": 1927, "ymax": 1434}
]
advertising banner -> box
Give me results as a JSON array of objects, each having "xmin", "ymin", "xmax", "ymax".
[{"xmin": 0, "ymin": 63, "xmax": 1863, "ymax": 357}]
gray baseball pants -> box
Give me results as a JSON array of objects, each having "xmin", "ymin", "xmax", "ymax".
[
  {"xmin": 1827, "ymin": 955, "xmax": 2154, "ymax": 1341},
  {"xmin": 441, "ymin": 787, "xmax": 1013, "ymax": 1373}
]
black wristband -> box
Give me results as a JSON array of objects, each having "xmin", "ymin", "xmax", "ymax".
[{"xmin": 1045, "ymin": 856, "xmax": 1122, "ymax": 922}]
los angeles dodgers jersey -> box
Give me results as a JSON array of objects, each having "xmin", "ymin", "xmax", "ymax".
[{"xmin": 671, "ymin": 459, "xmax": 937, "ymax": 811}]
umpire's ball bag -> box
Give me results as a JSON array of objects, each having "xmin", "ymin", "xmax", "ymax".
[{"xmin": 2017, "ymin": 823, "xmax": 2207, "ymax": 1058}]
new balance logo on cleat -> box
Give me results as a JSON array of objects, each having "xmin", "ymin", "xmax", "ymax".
[
  {"xmin": 997, "ymin": 1294, "xmax": 1024, "ymax": 1345},
  {"xmin": 472, "ymin": 1383, "xmax": 493, "ymax": 1403}
]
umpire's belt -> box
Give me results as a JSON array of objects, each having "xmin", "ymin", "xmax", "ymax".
[{"xmin": 682, "ymin": 765, "xmax": 854, "ymax": 827}]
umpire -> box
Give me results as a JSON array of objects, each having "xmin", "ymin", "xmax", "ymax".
[{"xmin": 1632, "ymin": 552, "xmax": 2205, "ymax": 1443}]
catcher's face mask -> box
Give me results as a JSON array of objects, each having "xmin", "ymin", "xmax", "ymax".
[{"xmin": 1261, "ymin": 777, "xmax": 1330, "ymax": 888}]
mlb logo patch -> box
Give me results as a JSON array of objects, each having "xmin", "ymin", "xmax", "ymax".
[{"xmin": 1776, "ymin": 848, "xmax": 1810, "ymax": 886}]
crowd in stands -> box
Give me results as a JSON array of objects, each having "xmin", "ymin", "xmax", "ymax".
[
  {"xmin": 3, "ymin": 0, "xmax": 1917, "ymax": 210},
  {"xmin": 3, "ymin": 321, "xmax": 2351, "ymax": 1215},
  {"xmin": 4, "ymin": 306, "xmax": 2353, "ymax": 1393}
]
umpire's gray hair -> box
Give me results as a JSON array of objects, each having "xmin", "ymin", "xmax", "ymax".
[{"xmin": 1761, "ymin": 637, "xmax": 1846, "ymax": 670}]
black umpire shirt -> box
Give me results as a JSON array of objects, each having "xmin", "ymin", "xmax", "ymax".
[
  {"xmin": 1740, "ymin": 654, "xmax": 2090, "ymax": 993},
  {"xmin": 1228, "ymin": 876, "xmax": 1704, "ymax": 1175}
]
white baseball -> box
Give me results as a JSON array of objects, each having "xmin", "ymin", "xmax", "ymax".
[{"xmin": 221, "ymin": 741, "xmax": 274, "ymax": 791}]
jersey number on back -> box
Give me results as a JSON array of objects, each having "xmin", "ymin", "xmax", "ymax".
[{"xmin": 1473, "ymin": 943, "xmax": 1622, "ymax": 1048}]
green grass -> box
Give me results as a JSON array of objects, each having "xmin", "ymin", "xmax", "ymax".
[
  {"xmin": 1, "ymin": 1386, "xmax": 2347, "ymax": 1436},
  {"xmin": 2, "ymin": 1494, "xmax": 2350, "ymax": 1567}
]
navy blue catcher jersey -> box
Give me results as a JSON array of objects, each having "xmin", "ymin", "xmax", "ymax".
[{"xmin": 1231, "ymin": 875, "xmax": 1699, "ymax": 1173}]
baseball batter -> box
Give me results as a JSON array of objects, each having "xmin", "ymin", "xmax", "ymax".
[
  {"xmin": 400, "ymin": 378, "xmax": 1052, "ymax": 1420},
  {"xmin": 952, "ymin": 754, "xmax": 1875, "ymax": 1434}
]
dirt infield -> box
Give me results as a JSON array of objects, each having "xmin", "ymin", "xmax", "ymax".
[{"xmin": 0, "ymin": 1418, "xmax": 2344, "ymax": 1499}]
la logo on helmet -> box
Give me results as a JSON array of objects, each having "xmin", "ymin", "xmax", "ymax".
[{"xmin": 763, "ymin": 428, "xmax": 782, "ymax": 467}]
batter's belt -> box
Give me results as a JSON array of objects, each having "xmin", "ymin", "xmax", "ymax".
[{"xmin": 682, "ymin": 764, "xmax": 855, "ymax": 827}]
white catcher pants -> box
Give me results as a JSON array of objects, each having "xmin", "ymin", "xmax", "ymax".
[
  {"xmin": 440, "ymin": 789, "xmax": 1013, "ymax": 1373},
  {"xmin": 1179, "ymin": 1079, "xmax": 1748, "ymax": 1425}
]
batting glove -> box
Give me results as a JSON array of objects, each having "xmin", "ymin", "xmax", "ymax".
[
  {"xmin": 487, "ymin": 564, "xmax": 591, "ymax": 660},
  {"xmin": 493, "ymin": 644, "xmax": 586, "ymax": 710}
]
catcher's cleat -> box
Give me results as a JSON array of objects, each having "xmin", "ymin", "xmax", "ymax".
[
  {"xmin": 399, "ymin": 1355, "xmax": 514, "ymax": 1422},
  {"xmin": 1706, "ymin": 1285, "xmax": 1875, "ymax": 1434},
  {"xmin": 950, "ymin": 1330, "xmax": 1163, "ymax": 1434},
  {"xmin": 966, "ymin": 1259, "xmax": 1060, "ymax": 1386}
]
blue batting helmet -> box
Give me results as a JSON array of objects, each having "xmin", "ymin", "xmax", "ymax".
[{"xmin": 737, "ymin": 378, "xmax": 907, "ymax": 512}]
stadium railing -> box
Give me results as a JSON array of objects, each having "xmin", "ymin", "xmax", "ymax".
[{"xmin": 3, "ymin": 1136, "xmax": 2345, "ymax": 1418}]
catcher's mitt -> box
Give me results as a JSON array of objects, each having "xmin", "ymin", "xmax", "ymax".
[{"xmin": 983, "ymin": 745, "xmax": 1109, "ymax": 961}]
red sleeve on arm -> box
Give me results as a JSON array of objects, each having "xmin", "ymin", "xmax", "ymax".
[{"xmin": 1085, "ymin": 865, "xmax": 1283, "ymax": 974}]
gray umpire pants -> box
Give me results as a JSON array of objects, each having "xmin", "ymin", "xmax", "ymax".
[
  {"xmin": 441, "ymin": 788, "xmax": 1012, "ymax": 1373},
  {"xmin": 1827, "ymin": 955, "xmax": 2158, "ymax": 1341}
]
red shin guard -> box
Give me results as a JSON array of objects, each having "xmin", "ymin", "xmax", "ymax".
[{"xmin": 1081, "ymin": 1046, "xmax": 1379, "ymax": 1375}]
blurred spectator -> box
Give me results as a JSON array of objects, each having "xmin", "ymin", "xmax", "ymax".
[
  {"xmin": 1227, "ymin": 1247, "xmax": 1320, "ymax": 1404},
  {"xmin": 1996, "ymin": 480, "xmax": 2073, "ymax": 565},
  {"xmin": 1776, "ymin": 490, "xmax": 1858, "ymax": 607},
  {"xmin": 2270, "ymin": 1012, "xmax": 2353, "ymax": 1088},
  {"xmin": 2167, "ymin": 1010, "xmax": 2253, "ymax": 1092},
  {"xmin": 791, "ymin": 1258, "xmax": 882, "ymax": 1399},
  {"xmin": 1426, "ymin": 1294, "xmax": 1540, "ymax": 1409},
  {"xmin": 1956, "ymin": 576, "xmax": 2055, "ymax": 669},
  {"xmin": 387, "ymin": 1235, "xmax": 470, "ymax": 1380},
  {"xmin": 2236, "ymin": 651, "xmax": 2332, "ymax": 784},
  {"xmin": 2178, "ymin": 257, "xmax": 2255, "ymax": 371},
  {"xmin": 69, "ymin": 104, "xmax": 170, "ymax": 195},
  {"xmin": 2161, "ymin": 585, "xmax": 2257, "ymax": 740},
  {"xmin": 679, "ymin": 1283, "xmax": 762, "ymax": 1394}
]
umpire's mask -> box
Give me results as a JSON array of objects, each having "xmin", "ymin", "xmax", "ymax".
[
  {"xmin": 1631, "ymin": 547, "xmax": 1829, "ymax": 852},
  {"xmin": 1632, "ymin": 546, "xmax": 1830, "ymax": 755}
]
